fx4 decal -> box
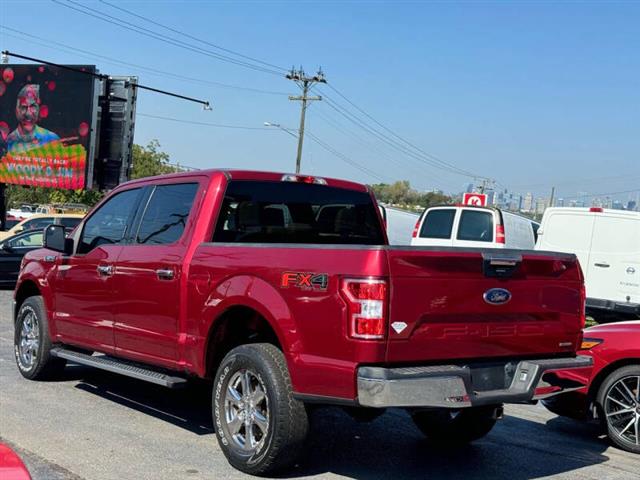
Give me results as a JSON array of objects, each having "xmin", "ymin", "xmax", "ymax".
[{"xmin": 281, "ymin": 272, "xmax": 329, "ymax": 291}]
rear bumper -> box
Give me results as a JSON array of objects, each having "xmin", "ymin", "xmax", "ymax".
[
  {"xmin": 586, "ymin": 297, "xmax": 640, "ymax": 315},
  {"xmin": 357, "ymin": 356, "xmax": 593, "ymax": 408}
]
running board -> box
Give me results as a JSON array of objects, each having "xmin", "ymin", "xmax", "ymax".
[{"xmin": 50, "ymin": 348, "xmax": 188, "ymax": 388}]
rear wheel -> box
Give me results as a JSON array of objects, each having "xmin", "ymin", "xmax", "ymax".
[
  {"xmin": 596, "ymin": 365, "xmax": 640, "ymax": 453},
  {"xmin": 411, "ymin": 406, "xmax": 499, "ymax": 445},
  {"xmin": 14, "ymin": 296, "xmax": 66, "ymax": 380},
  {"xmin": 213, "ymin": 343, "xmax": 308, "ymax": 475}
]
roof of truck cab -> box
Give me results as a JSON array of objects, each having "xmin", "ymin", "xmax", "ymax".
[
  {"xmin": 119, "ymin": 169, "xmax": 369, "ymax": 192},
  {"xmin": 543, "ymin": 207, "xmax": 640, "ymax": 218}
]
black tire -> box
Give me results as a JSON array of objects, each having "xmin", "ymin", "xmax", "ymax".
[
  {"xmin": 411, "ymin": 406, "xmax": 498, "ymax": 445},
  {"xmin": 14, "ymin": 296, "xmax": 66, "ymax": 380},
  {"xmin": 596, "ymin": 365, "xmax": 640, "ymax": 454},
  {"xmin": 212, "ymin": 343, "xmax": 309, "ymax": 475}
]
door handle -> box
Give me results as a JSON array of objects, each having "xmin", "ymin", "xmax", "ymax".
[
  {"xmin": 594, "ymin": 263, "xmax": 610, "ymax": 268},
  {"xmin": 97, "ymin": 265, "xmax": 114, "ymax": 276},
  {"xmin": 156, "ymin": 268, "xmax": 175, "ymax": 280}
]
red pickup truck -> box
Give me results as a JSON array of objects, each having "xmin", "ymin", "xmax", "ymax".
[{"xmin": 14, "ymin": 170, "xmax": 591, "ymax": 475}]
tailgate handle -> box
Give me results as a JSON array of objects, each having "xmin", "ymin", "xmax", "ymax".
[
  {"xmin": 482, "ymin": 253, "xmax": 522, "ymax": 278},
  {"xmin": 594, "ymin": 263, "xmax": 610, "ymax": 268}
]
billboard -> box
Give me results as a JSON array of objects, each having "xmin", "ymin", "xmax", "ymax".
[{"xmin": 0, "ymin": 64, "xmax": 97, "ymax": 189}]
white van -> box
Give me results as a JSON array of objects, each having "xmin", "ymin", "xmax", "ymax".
[
  {"xmin": 536, "ymin": 207, "xmax": 640, "ymax": 317},
  {"xmin": 410, "ymin": 205, "xmax": 539, "ymax": 249}
]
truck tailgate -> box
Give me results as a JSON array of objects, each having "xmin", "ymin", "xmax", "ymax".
[{"xmin": 386, "ymin": 248, "xmax": 584, "ymax": 363}]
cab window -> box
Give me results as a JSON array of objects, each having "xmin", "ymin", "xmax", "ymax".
[
  {"xmin": 136, "ymin": 183, "xmax": 199, "ymax": 245},
  {"xmin": 78, "ymin": 189, "xmax": 141, "ymax": 254}
]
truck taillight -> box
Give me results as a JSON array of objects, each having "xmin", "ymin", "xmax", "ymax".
[
  {"xmin": 579, "ymin": 282, "xmax": 586, "ymax": 329},
  {"xmin": 341, "ymin": 278, "xmax": 388, "ymax": 340},
  {"xmin": 496, "ymin": 224, "xmax": 505, "ymax": 244},
  {"xmin": 412, "ymin": 218, "xmax": 421, "ymax": 238}
]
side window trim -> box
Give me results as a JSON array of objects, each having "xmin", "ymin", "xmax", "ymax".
[{"xmin": 126, "ymin": 185, "xmax": 155, "ymax": 245}]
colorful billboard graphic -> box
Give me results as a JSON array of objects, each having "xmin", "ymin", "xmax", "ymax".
[{"xmin": 0, "ymin": 64, "xmax": 96, "ymax": 189}]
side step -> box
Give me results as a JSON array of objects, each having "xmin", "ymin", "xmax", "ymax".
[{"xmin": 50, "ymin": 348, "xmax": 188, "ymax": 388}]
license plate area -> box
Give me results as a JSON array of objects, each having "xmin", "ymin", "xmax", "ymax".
[{"xmin": 468, "ymin": 361, "xmax": 518, "ymax": 392}]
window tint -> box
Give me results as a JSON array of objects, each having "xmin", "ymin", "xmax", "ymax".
[
  {"xmin": 60, "ymin": 217, "xmax": 82, "ymax": 229},
  {"xmin": 213, "ymin": 181, "xmax": 384, "ymax": 245},
  {"xmin": 78, "ymin": 189, "xmax": 141, "ymax": 254},
  {"xmin": 457, "ymin": 210, "xmax": 494, "ymax": 242},
  {"xmin": 8, "ymin": 231, "xmax": 43, "ymax": 248},
  {"xmin": 136, "ymin": 183, "xmax": 198, "ymax": 245},
  {"xmin": 419, "ymin": 209, "xmax": 455, "ymax": 239}
]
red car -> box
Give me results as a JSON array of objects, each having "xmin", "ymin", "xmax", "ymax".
[
  {"xmin": 543, "ymin": 321, "xmax": 640, "ymax": 453},
  {"xmin": 0, "ymin": 444, "xmax": 31, "ymax": 480}
]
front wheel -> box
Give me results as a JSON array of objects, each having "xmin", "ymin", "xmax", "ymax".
[
  {"xmin": 411, "ymin": 405, "xmax": 499, "ymax": 445},
  {"xmin": 14, "ymin": 296, "xmax": 66, "ymax": 380},
  {"xmin": 596, "ymin": 365, "xmax": 640, "ymax": 453},
  {"xmin": 212, "ymin": 343, "xmax": 309, "ymax": 475}
]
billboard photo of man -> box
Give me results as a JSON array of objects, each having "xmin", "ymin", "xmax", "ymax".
[
  {"xmin": 0, "ymin": 64, "xmax": 97, "ymax": 190},
  {"xmin": 7, "ymin": 84, "xmax": 60, "ymax": 154}
]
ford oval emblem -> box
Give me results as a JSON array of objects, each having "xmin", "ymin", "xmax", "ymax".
[{"xmin": 484, "ymin": 288, "xmax": 512, "ymax": 305}]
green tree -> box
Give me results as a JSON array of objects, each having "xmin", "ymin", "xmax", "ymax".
[{"xmin": 131, "ymin": 140, "xmax": 178, "ymax": 179}]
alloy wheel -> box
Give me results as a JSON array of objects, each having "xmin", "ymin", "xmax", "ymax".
[
  {"xmin": 604, "ymin": 375, "xmax": 640, "ymax": 446},
  {"xmin": 17, "ymin": 310, "xmax": 39, "ymax": 370},
  {"xmin": 223, "ymin": 369, "xmax": 269, "ymax": 451}
]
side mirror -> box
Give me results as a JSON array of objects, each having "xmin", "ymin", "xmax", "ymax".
[
  {"xmin": 44, "ymin": 224, "xmax": 69, "ymax": 254},
  {"xmin": 378, "ymin": 205, "xmax": 387, "ymax": 227},
  {"xmin": 1, "ymin": 243, "xmax": 13, "ymax": 252}
]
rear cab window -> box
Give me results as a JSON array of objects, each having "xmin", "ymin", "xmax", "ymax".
[
  {"xmin": 419, "ymin": 208, "xmax": 455, "ymax": 239},
  {"xmin": 457, "ymin": 209, "xmax": 494, "ymax": 242},
  {"xmin": 213, "ymin": 180, "xmax": 384, "ymax": 245}
]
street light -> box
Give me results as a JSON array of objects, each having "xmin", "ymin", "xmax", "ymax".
[{"xmin": 264, "ymin": 121, "xmax": 298, "ymax": 140}]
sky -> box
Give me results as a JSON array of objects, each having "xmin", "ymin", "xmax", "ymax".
[{"xmin": 1, "ymin": 0, "xmax": 638, "ymax": 202}]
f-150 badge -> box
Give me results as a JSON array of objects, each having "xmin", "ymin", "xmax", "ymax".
[{"xmin": 281, "ymin": 272, "xmax": 329, "ymax": 291}]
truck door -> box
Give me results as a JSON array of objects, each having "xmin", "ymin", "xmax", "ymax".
[
  {"xmin": 587, "ymin": 213, "xmax": 640, "ymax": 305},
  {"xmin": 112, "ymin": 182, "xmax": 200, "ymax": 368},
  {"xmin": 53, "ymin": 188, "xmax": 143, "ymax": 352}
]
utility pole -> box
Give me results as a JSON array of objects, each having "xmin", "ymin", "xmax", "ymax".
[
  {"xmin": 286, "ymin": 67, "xmax": 326, "ymax": 174},
  {"xmin": 549, "ymin": 186, "xmax": 555, "ymax": 208}
]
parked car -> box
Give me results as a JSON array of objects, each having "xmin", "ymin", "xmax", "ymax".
[
  {"xmin": 542, "ymin": 321, "xmax": 640, "ymax": 453},
  {"xmin": 0, "ymin": 230, "xmax": 44, "ymax": 287},
  {"xmin": 0, "ymin": 443, "xmax": 32, "ymax": 480},
  {"xmin": 15, "ymin": 170, "xmax": 590, "ymax": 475},
  {"xmin": 410, "ymin": 205, "xmax": 539, "ymax": 249},
  {"xmin": 0, "ymin": 214, "xmax": 84, "ymax": 240},
  {"xmin": 536, "ymin": 207, "xmax": 640, "ymax": 319}
]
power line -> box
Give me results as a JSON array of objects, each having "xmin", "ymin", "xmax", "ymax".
[
  {"xmin": 98, "ymin": 0, "xmax": 288, "ymax": 73},
  {"xmin": 305, "ymin": 132, "xmax": 389, "ymax": 183},
  {"xmin": 138, "ymin": 113, "xmax": 389, "ymax": 182},
  {"xmin": 321, "ymin": 96, "xmax": 473, "ymax": 180},
  {"xmin": 313, "ymin": 109, "xmax": 458, "ymax": 191},
  {"xmin": 52, "ymin": 0, "xmax": 285, "ymax": 76},
  {"xmin": 561, "ymin": 188, "xmax": 640, "ymax": 200},
  {"xmin": 137, "ymin": 113, "xmax": 273, "ymax": 130},
  {"xmin": 324, "ymin": 83, "xmax": 481, "ymax": 179},
  {"xmin": 0, "ymin": 26, "xmax": 291, "ymax": 96},
  {"xmin": 3, "ymin": 51, "xmax": 211, "ymax": 108}
]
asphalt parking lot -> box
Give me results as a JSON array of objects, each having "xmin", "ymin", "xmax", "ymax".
[{"xmin": 1, "ymin": 290, "xmax": 638, "ymax": 480}]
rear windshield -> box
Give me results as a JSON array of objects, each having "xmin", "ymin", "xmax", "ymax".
[
  {"xmin": 457, "ymin": 210, "xmax": 494, "ymax": 242},
  {"xmin": 213, "ymin": 180, "xmax": 385, "ymax": 245},
  {"xmin": 419, "ymin": 209, "xmax": 455, "ymax": 239}
]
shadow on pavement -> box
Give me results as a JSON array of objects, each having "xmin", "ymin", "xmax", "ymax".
[{"xmin": 56, "ymin": 364, "xmax": 613, "ymax": 480}]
